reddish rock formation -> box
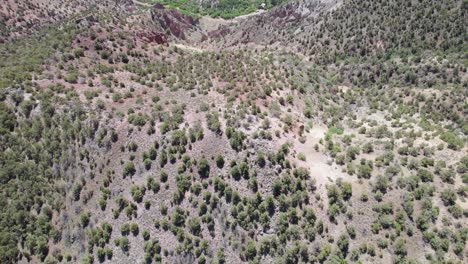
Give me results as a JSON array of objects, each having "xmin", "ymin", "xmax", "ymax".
[
  {"xmin": 150, "ymin": 4, "xmax": 199, "ymax": 40},
  {"xmin": 135, "ymin": 30, "xmax": 168, "ymax": 45}
]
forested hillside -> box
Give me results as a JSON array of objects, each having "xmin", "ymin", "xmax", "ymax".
[{"xmin": 0, "ymin": 0, "xmax": 466, "ymax": 263}]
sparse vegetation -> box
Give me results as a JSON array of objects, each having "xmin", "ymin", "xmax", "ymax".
[{"xmin": 0, "ymin": 0, "xmax": 466, "ymax": 263}]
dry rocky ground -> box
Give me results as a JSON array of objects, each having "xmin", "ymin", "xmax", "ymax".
[{"xmin": 0, "ymin": 1, "xmax": 467, "ymax": 264}]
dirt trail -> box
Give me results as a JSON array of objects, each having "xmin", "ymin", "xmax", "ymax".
[
  {"xmin": 231, "ymin": 9, "xmax": 266, "ymax": 23},
  {"xmin": 171, "ymin": 43, "xmax": 205, "ymax": 52},
  {"xmin": 198, "ymin": 9, "xmax": 266, "ymax": 33},
  {"xmin": 132, "ymin": 0, "xmax": 153, "ymax": 8}
]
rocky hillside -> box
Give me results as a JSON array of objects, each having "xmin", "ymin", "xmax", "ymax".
[
  {"xmin": 209, "ymin": 0, "xmax": 467, "ymax": 58},
  {"xmin": 0, "ymin": 1, "xmax": 466, "ymax": 264},
  {"xmin": 0, "ymin": 0, "xmax": 133, "ymax": 41}
]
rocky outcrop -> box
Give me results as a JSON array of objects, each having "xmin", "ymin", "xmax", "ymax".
[
  {"xmin": 150, "ymin": 4, "xmax": 202, "ymax": 40},
  {"xmin": 135, "ymin": 30, "xmax": 168, "ymax": 45}
]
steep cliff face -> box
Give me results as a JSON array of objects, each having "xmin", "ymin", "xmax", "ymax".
[{"xmin": 150, "ymin": 4, "xmax": 203, "ymax": 40}]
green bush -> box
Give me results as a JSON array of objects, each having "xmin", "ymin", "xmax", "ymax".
[
  {"xmin": 187, "ymin": 217, "xmax": 201, "ymax": 236},
  {"xmin": 417, "ymin": 169, "xmax": 433, "ymax": 182},
  {"xmin": 130, "ymin": 223, "xmax": 139, "ymax": 236},
  {"xmin": 172, "ymin": 207, "xmax": 186, "ymax": 227},
  {"xmin": 216, "ymin": 154, "xmax": 225, "ymax": 168},
  {"xmin": 394, "ymin": 238, "xmax": 407, "ymax": 256},
  {"xmin": 440, "ymin": 189, "xmax": 457, "ymax": 206},
  {"xmin": 123, "ymin": 162, "xmax": 136, "ymax": 178},
  {"xmin": 120, "ymin": 223, "xmax": 130, "ymax": 236},
  {"xmin": 243, "ymin": 240, "xmax": 257, "ymax": 260},
  {"xmin": 80, "ymin": 212, "xmax": 91, "ymax": 227},
  {"xmin": 198, "ymin": 158, "xmax": 210, "ymax": 178},
  {"xmin": 119, "ymin": 237, "xmax": 130, "ymax": 253},
  {"xmin": 142, "ymin": 229, "xmax": 150, "ymax": 241},
  {"xmin": 257, "ymin": 152, "xmax": 266, "ymax": 168},
  {"xmin": 440, "ymin": 131, "xmax": 464, "ymax": 150},
  {"xmin": 230, "ymin": 165, "xmax": 241, "ymax": 180},
  {"xmin": 130, "ymin": 185, "xmax": 145, "ymax": 203},
  {"xmin": 337, "ymin": 233, "xmax": 350, "ymax": 254},
  {"xmin": 206, "ymin": 112, "xmax": 221, "ymax": 133},
  {"xmin": 64, "ymin": 72, "xmax": 79, "ymax": 83},
  {"xmin": 226, "ymin": 127, "xmax": 245, "ymax": 151},
  {"xmin": 128, "ymin": 113, "xmax": 148, "ymax": 127}
]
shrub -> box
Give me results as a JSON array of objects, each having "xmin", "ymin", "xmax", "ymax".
[
  {"xmin": 99, "ymin": 198, "xmax": 107, "ymax": 210},
  {"xmin": 160, "ymin": 171, "xmax": 168, "ymax": 182},
  {"xmin": 230, "ymin": 165, "xmax": 241, "ymax": 180},
  {"xmin": 206, "ymin": 112, "xmax": 221, "ymax": 133},
  {"xmin": 239, "ymin": 162, "xmax": 249, "ymax": 179},
  {"xmin": 172, "ymin": 207, "xmax": 185, "ymax": 227},
  {"xmin": 80, "ymin": 212, "xmax": 91, "ymax": 227},
  {"xmin": 244, "ymin": 240, "xmax": 257, "ymax": 260},
  {"xmin": 198, "ymin": 158, "xmax": 210, "ymax": 178},
  {"xmin": 304, "ymin": 107, "xmax": 313, "ymax": 118},
  {"xmin": 104, "ymin": 247, "xmax": 112, "ymax": 260},
  {"xmin": 65, "ymin": 72, "xmax": 78, "ymax": 83},
  {"xmin": 160, "ymin": 203, "xmax": 168, "ymax": 215},
  {"xmin": 198, "ymin": 255, "xmax": 206, "ymax": 264},
  {"xmin": 96, "ymin": 247, "xmax": 106, "ymax": 262},
  {"xmin": 257, "ymin": 152, "xmax": 266, "ymax": 168},
  {"xmin": 128, "ymin": 113, "xmax": 147, "ymax": 127},
  {"xmin": 215, "ymin": 249, "xmax": 226, "ymax": 264},
  {"xmin": 112, "ymin": 92, "xmax": 122, "ymax": 102},
  {"xmin": 130, "ymin": 185, "xmax": 145, "ymax": 203},
  {"xmin": 394, "ymin": 238, "xmax": 407, "ymax": 256},
  {"xmin": 297, "ymin": 153, "xmax": 306, "ymax": 161},
  {"xmin": 119, "ymin": 237, "xmax": 130, "ymax": 253},
  {"xmin": 357, "ymin": 164, "xmax": 372, "ymax": 179},
  {"xmin": 144, "ymin": 159, "xmax": 152, "ymax": 170},
  {"xmin": 339, "ymin": 181, "xmax": 352, "ymax": 200},
  {"xmin": 440, "ymin": 189, "xmax": 457, "ymax": 206},
  {"xmin": 123, "ymin": 162, "xmax": 136, "ymax": 178},
  {"xmin": 417, "ymin": 169, "xmax": 433, "ymax": 182},
  {"xmin": 272, "ymin": 179, "xmax": 282, "ymax": 197},
  {"xmin": 187, "ymin": 217, "xmax": 201, "ymax": 236},
  {"xmin": 100, "ymin": 50, "xmax": 110, "ymax": 59},
  {"xmin": 440, "ymin": 131, "xmax": 464, "ymax": 150},
  {"xmin": 337, "ymin": 233, "xmax": 350, "ymax": 254},
  {"xmin": 121, "ymin": 223, "xmax": 130, "ymax": 236},
  {"xmin": 148, "ymin": 146, "xmax": 157, "ymax": 160},
  {"xmin": 130, "ymin": 223, "xmax": 139, "ymax": 236},
  {"xmin": 226, "ymin": 127, "xmax": 245, "ymax": 151},
  {"xmin": 144, "ymin": 200, "xmax": 151, "ymax": 210},
  {"xmin": 346, "ymin": 146, "xmax": 360, "ymax": 160},
  {"xmin": 147, "ymin": 177, "xmax": 160, "ymax": 193},
  {"xmin": 81, "ymin": 254, "xmax": 94, "ymax": 264},
  {"xmin": 72, "ymin": 183, "xmax": 83, "ymax": 201},
  {"xmin": 216, "ymin": 154, "xmax": 225, "ymax": 168},
  {"xmin": 362, "ymin": 142, "xmax": 374, "ymax": 153},
  {"xmin": 160, "ymin": 150, "xmax": 168, "ymax": 167},
  {"xmin": 448, "ymin": 204, "xmax": 463, "ymax": 218}
]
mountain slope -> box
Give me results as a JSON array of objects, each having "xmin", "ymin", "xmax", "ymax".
[
  {"xmin": 209, "ymin": 0, "xmax": 467, "ymax": 60},
  {"xmin": 0, "ymin": 1, "xmax": 466, "ymax": 264}
]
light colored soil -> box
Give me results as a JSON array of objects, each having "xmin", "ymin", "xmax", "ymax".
[
  {"xmin": 171, "ymin": 43, "xmax": 205, "ymax": 53},
  {"xmin": 293, "ymin": 125, "xmax": 352, "ymax": 185}
]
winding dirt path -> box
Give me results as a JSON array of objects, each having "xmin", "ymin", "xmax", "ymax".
[
  {"xmin": 132, "ymin": 0, "xmax": 153, "ymax": 8},
  {"xmin": 171, "ymin": 43, "xmax": 205, "ymax": 52}
]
